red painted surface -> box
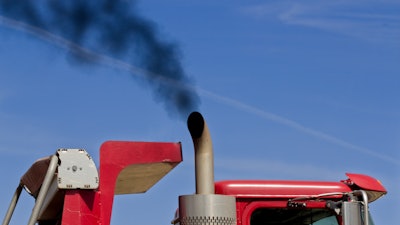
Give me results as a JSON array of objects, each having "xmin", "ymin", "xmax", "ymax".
[
  {"xmin": 215, "ymin": 180, "xmax": 351, "ymax": 225},
  {"xmin": 215, "ymin": 174, "xmax": 386, "ymax": 225},
  {"xmin": 344, "ymin": 173, "xmax": 387, "ymax": 192},
  {"xmin": 61, "ymin": 190, "xmax": 100, "ymax": 225},
  {"xmin": 215, "ymin": 173, "xmax": 386, "ymax": 199},
  {"xmin": 61, "ymin": 141, "xmax": 182, "ymax": 225},
  {"xmin": 215, "ymin": 180, "xmax": 351, "ymax": 199}
]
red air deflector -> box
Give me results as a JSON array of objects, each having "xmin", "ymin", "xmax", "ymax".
[
  {"xmin": 343, "ymin": 173, "xmax": 387, "ymax": 202},
  {"xmin": 61, "ymin": 141, "xmax": 182, "ymax": 225},
  {"xmin": 100, "ymin": 141, "xmax": 182, "ymax": 195}
]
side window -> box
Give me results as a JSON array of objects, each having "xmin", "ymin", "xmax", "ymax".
[
  {"xmin": 251, "ymin": 208, "xmax": 339, "ymax": 225},
  {"xmin": 312, "ymin": 215, "xmax": 338, "ymax": 225}
]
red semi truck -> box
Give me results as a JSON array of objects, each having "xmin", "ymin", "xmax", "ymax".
[{"xmin": 2, "ymin": 112, "xmax": 386, "ymax": 225}]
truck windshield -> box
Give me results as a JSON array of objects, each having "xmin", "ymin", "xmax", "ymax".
[{"xmin": 251, "ymin": 208, "xmax": 338, "ymax": 225}]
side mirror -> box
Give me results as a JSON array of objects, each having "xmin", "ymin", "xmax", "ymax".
[{"xmin": 342, "ymin": 202, "xmax": 367, "ymax": 225}]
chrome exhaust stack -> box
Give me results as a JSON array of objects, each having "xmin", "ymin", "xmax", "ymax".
[
  {"xmin": 187, "ymin": 111, "xmax": 215, "ymax": 194},
  {"xmin": 174, "ymin": 112, "xmax": 236, "ymax": 225}
]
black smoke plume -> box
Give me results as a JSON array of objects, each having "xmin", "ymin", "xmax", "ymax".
[{"xmin": 0, "ymin": 0, "xmax": 200, "ymax": 119}]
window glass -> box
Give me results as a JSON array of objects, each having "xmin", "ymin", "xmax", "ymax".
[
  {"xmin": 313, "ymin": 215, "xmax": 338, "ymax": 225},
  {"xmin": 368, "ymin": 212, "xmax": 375, "ymax": 225},
  {"xmin": 250, "ymin": 208, "xmax": 339, "ymax": 225}
]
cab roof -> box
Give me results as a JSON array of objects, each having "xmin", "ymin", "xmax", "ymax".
[
  {"xmin": 215, "ymin": 173, "xmax": 387, "ymax": 202},
  {"xmin": 215, "ymin": 180, "xmax": 350, "ymax": 199}
]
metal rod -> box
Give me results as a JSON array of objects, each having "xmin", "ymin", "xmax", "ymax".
[
  {"xmin": 353, "ymin": 190, "xmax": 369, "ymax": 225},
  {"xmin": 27, "ymin": 154, "xmax": 59, "ymax": 225},
  {"xmin": 1, "ymin": 185, "xmax": 23, "ymax": 225}
]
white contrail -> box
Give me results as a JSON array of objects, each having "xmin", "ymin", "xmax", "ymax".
[
  {"xmin": 1, "ymin": 15, "xmax": 398, "ymax": 166},
  {"xmin": 199, "ymin": 89, "xmax": 400, "ymax": 166},
  {"xmin": 0, "ymin": 15, "xmax": 152, "ymax": 80}
]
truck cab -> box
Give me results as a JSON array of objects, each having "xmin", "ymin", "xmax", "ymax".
[{"xmin": 214, "ymin": 173, "xmax": 386, "ymax": 225}]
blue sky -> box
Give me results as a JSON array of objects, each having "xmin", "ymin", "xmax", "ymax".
[{"xmin": 0, "ymin": 1, "xmax": 399, "ymax": 224}]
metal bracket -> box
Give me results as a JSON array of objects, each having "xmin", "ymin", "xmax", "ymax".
[
  {"xmin": 287, "ymin": 200, "xmax": 307, "ymax": 208},
  {"xmin": 57, "ymin": 148, "xmax": 99, "ymax": 189}
]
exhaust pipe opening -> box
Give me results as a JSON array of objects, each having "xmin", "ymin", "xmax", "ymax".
[
  {"xmin": 187, "ymin": 112, "xmax": 205, "ymax": 139},
  {"xmin": 187, "ymin": 112, "xmax": 214, "ymax": 195}
]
